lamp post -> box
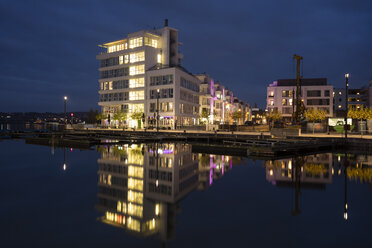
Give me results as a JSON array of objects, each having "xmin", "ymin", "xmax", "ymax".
[
  {"xmin": 157, "ymin": 89, "xmax": 160, "ymax": 133},
  {"xmin": 64, "ymin": 96, "xmax": 68, "ymax": 124},
  {"xmin": 345, "ymin": 74, "xmax": 349, "ymax": 139}
]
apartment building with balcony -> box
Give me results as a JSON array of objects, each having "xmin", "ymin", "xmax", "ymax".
[
  {"xmin": 266, "ymin": 78, "xmax": 333, "ymax": 120},
  {"xmin": 96, "ymin": 20, "xmax": 200, "ymax": 129}
]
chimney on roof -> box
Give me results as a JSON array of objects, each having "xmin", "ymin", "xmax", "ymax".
[{"xmin": 164, "ymin": 19, "xmax": 168, "ymax": 27}]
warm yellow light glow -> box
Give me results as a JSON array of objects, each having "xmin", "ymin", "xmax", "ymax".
[
  {"xmin": 157, "ymin": 54, "xmax": 162, "ymax": 63},
  {"xmin": 157, "ymin": 88, "xmax": 160, "ymax": 93},
  {"xmin": 128, "ymin": 190, "xmax": 143, "ymax": 204},
  {"xmin": 119, "ymin": 55, "xmax": 124, "ymax": 64},
  {"xmin": 129, "ymin": 78, "xmax": 145, "ymax": 88},
  {"xmin": 129, "ymin": 37, "xmax": 143, "ymax": 49},
  {"xmin": 288, "ymin": 161, "xmax": 292, "ymax": 170},
  {"xmin": 127, "ymin": 202, "xmax": 143, "ymax": 217},
  {"xmin": 338, "ymin": 105, "xmax": 342, "ymax": 108},
  {"xmin": 63, "ymin": 163, "xmax": 66, "ymax": 170},
  {"xmin": 345, "ymin": 73, "xmax": 349, "ymax": 78},
  {"xmin": 128, "ymin": 165, "xmax": 144, "ymax": 178},
  {"xmin": 64, "ymin": 96, "xmax": 67, "ymax": 100},
  {"xmin": 129, "ymin": 51, "xmax": 145, "ymax": 63},
  {"xmin": 129, "ymin": 91, "xmax": 144, "ymax": 100},
  {"xmin": 344, "ymin": 212, "xmax": 348, "ymax": 220},
  {"xmin": 129, "ymin": 64, "xmax": 145, "ymax": 75},
  {"xmin": 155, "ymin": 204, "xmax": 159, "ymax": 216},
  {"xmin": 269, "ymin": 169, "xmax": 273, "ymax": 176},
  {"xmin": 128, "ymin": 177, "xmax": 144, "ymax": 191}
]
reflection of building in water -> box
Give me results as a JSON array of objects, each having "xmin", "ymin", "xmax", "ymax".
[
  {"xmin": 95, "ymin": 143, "xmax": 235, "ymax": 241},
  {"xmin": 265, "ymin": 153, "xmax": 333, "ymax": 189},
  {"xmin": 197, "ymin": 154, "xmax": 232, "ymax": 190},
  {"xmin": 95, "ymin": 143, "xmax": 209, "ymax": 241},
  {"xmin": 332, "ymin": 154, "xmax": 372, "ymax": 184}
]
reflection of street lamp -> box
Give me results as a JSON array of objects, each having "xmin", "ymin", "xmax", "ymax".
[
  {"xmin": 157, "ymin": 89, "xmax": 160, "ymax": 133},
  {"xmin": 345, "ymin": 73, "xmax": 349, "ymax": 139},
  {"xmin": 63, "ymin": 148, "xmax": 66, "ymax": 171},
  {"xmin": 64, "ymin": 96, "xmax": 68, "ymax": 124}
]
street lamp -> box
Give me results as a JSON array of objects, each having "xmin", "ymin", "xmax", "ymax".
[
  {"xmin": 345, "ymin": 74, "xmax": 349, "ymax": 139},
  {"xmin": 157, "ymin": 89, "xmax": 160, "ymax": 133},
  {"xmin": 64, "ymin": 96, "xmax": 68, "ymax": 124}
]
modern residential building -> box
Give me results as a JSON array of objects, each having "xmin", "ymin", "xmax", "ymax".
[
  {"xmin": 266, "ymin": 78, "xmax": 333, "ymax": 120},
  {"xmin": 196, "ymin": 73, "xmax": 250, "ymax": 126},
  {"xmin": 97, "ymin": 20, "xmax": 200, "ymax": 129},
  {"xmin": 334, "ymin": 81, "xmax": 372, "ymax": 113}
]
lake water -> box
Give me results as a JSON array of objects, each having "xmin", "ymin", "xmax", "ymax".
[{"xmin": 0, "ymin": 140, "xmax": 371, "ymax": 247}]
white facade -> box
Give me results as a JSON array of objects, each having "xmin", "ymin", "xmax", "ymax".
[{"xmin": 96, "ymin": 22, "xmax": 189, "ymax": 129}]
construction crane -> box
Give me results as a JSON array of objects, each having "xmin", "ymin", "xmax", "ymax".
[{"xmin": 293, "ymin": 54, "xmax": 303, "ymax": 123}]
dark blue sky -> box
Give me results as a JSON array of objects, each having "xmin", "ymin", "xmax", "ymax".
[{"xmin": 1, "ymin": 0, "xmax": 371, "ymax": 112}]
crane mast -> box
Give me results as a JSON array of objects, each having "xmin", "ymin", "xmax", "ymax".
[{"xmin": 293, "ymin": 54, "xmax": 303, "ymax": 123}]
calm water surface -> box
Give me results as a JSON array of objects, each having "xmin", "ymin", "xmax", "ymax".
[{"xmin": 0, "ymin": 140, "xmax": 371, "ymax": 247}]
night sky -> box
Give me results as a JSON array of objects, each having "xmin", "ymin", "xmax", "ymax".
[{"xmin": 1, "ymin": 0, "xmax": 371, "ymax": 112}]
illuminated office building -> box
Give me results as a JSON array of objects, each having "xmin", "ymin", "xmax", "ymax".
[{"xmin": 97, "ymin": 20, "xmax": 200, "ymax": 129}]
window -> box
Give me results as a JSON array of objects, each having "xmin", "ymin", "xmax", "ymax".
[
  {"xmin": 119, "ymin": 56, "xmax": 124, "ymax": 65},
  {"xmin": 124, "ymin": 55, "xmax": 129, "ymax": 64},
  {"xmin": 150, "ymin": 75, "xmax": 173, "ymax": 86},
  {"xmin": 129, "ymin": 78, "xmax": 144, "ymax": 88},
  {"xmin": 107, "ymin": 43, "xmax": 126, "ymax": 53},
  {"xmin": 129, "ymin": 51, "xmax": 145, "ymax": 63},
  {"xmin": 307, "ymin": 99, "xmax": 330, "ymax": 105},
  {"xmin": 129, "ymin": 37, "xmax": 143, "ymax": 49},
  {"xmin": 144, "ymin": 37, "xmax": 158, "ymax": 48},
  {"xmin": 129, "ymin": 91, "xmax": 144, "ymax": 100},
  {"xmin": 282, "ymin": 99, "xmax": 288, "ymax": 106},
  {"xmin": 307, "ymin": 90, "xmax": 321, "ymax": 97},
  {"xmin": 324, "ymin": 90, "xmax": 330, "ymax": 97},
  {"xmin": 157, "ymin": 54, "xmax": 162, "ymax": 63},
  {"xmin": 150, "ymin": 103, "xmax": 156, "ymax": 112},
  {"xmin": 128, "ymin": 178, "xmax": 143, "ymax": 191},
  {"xmin": 129, "ymin": 65, "xmax": 145, "ymax": 76},
  {"xmin": 180, "ymin": 77, "xmax": 199, "ymax": 92},
  {"xmin": 270, "ymin": 100, "xmax": 274, "ymax": 106}
]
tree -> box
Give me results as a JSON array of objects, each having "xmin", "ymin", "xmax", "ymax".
[
  {"xmin": 266, "ymin": 110, "xmax": 283, "ymax": 128},
  {"xmin": 348, "ymin": 106, "xmax": 372, "ymax": 137},
  {"xmin": 96, "ymin": 112, "xmax": 106, "ymax": 125},
  {"xmin": 131, "ymin": 111, "xmax": 144, "ymax": 129},
  {"xmin": 304, "ymin": 108, "xmax": 327, "ymax": 134},
  {"xmin": 113, "ymin": 111, "xmax": 127, "ymax": 128},
  {"xmin": 200, "ymin": 109, "xmax": 209, "ymax": 124},
  {"xmin": 232, "ymin": 111, "xmax": 242, "ymax": 124}
]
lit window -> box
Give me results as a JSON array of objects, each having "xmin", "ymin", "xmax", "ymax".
[
  {"xmin": 124, "ymin": 55, "xmax": 129, "ymax": 64},
  {"xmin": 339, "ymin": 92, "xmax": 342, "ymax": 95},
  {"xmin": 128, "ymin": 177, "xmax": 143, "ymax": 191},
  {"xmin": 155, "ymin": 204, "xmax": 160, "ymax": 216},
  {"xmin": 270, "ymin": 100, "xmax": 274, "ymax": 106},
  {"xmin": 129, "ymin": 78, "xmax": 145, "ymax": 88},
  {"xmin": 129, "ymin": 37, "xmax": 143, "ymax": 49},
  {"xmin": 119, "ymin": 55, "xmax": 123, "ymax": 65},
  {"xmin": 157, "ymin": 54, "xmax": 162, "ymax": 63},
  {"xmin": 127, "ymin": 202, "xmax": 143, "ymax": 218},
  {"xmin": 144, "ymin": 37, "xmax": 158, "ymax": 48},
  {"xmin": 270, "ymin": 91, "xmax": 274, "ymax": 97},
  {"xmin": 129, "ymin": 51, "xmax": 145, "ymax": 63},
  {"xmin": 129, "ymin": 91, "xmax": 144, "ymax": 100},
  {"xmin": 128, "ymin": 165, "xmax": 144, "ymax": 178},
  {"xmin": 127, "ymin": 217, "xmax": 140, "ymax": 232},
  {"xmin": 129, "ymin": 65, "xmax": 145, "ymax": 75},
  {"xmin": 128, "ymin": 190, "xmax": 143, "ymax": 204},
  {"xmin": 289, "ymin": 98, "xmax": 293, "ymax": 106}
]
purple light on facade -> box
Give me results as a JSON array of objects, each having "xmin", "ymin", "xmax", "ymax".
[{"xmin": 269, "ymin": 81, "xmax": 278, "ymax": 87}]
